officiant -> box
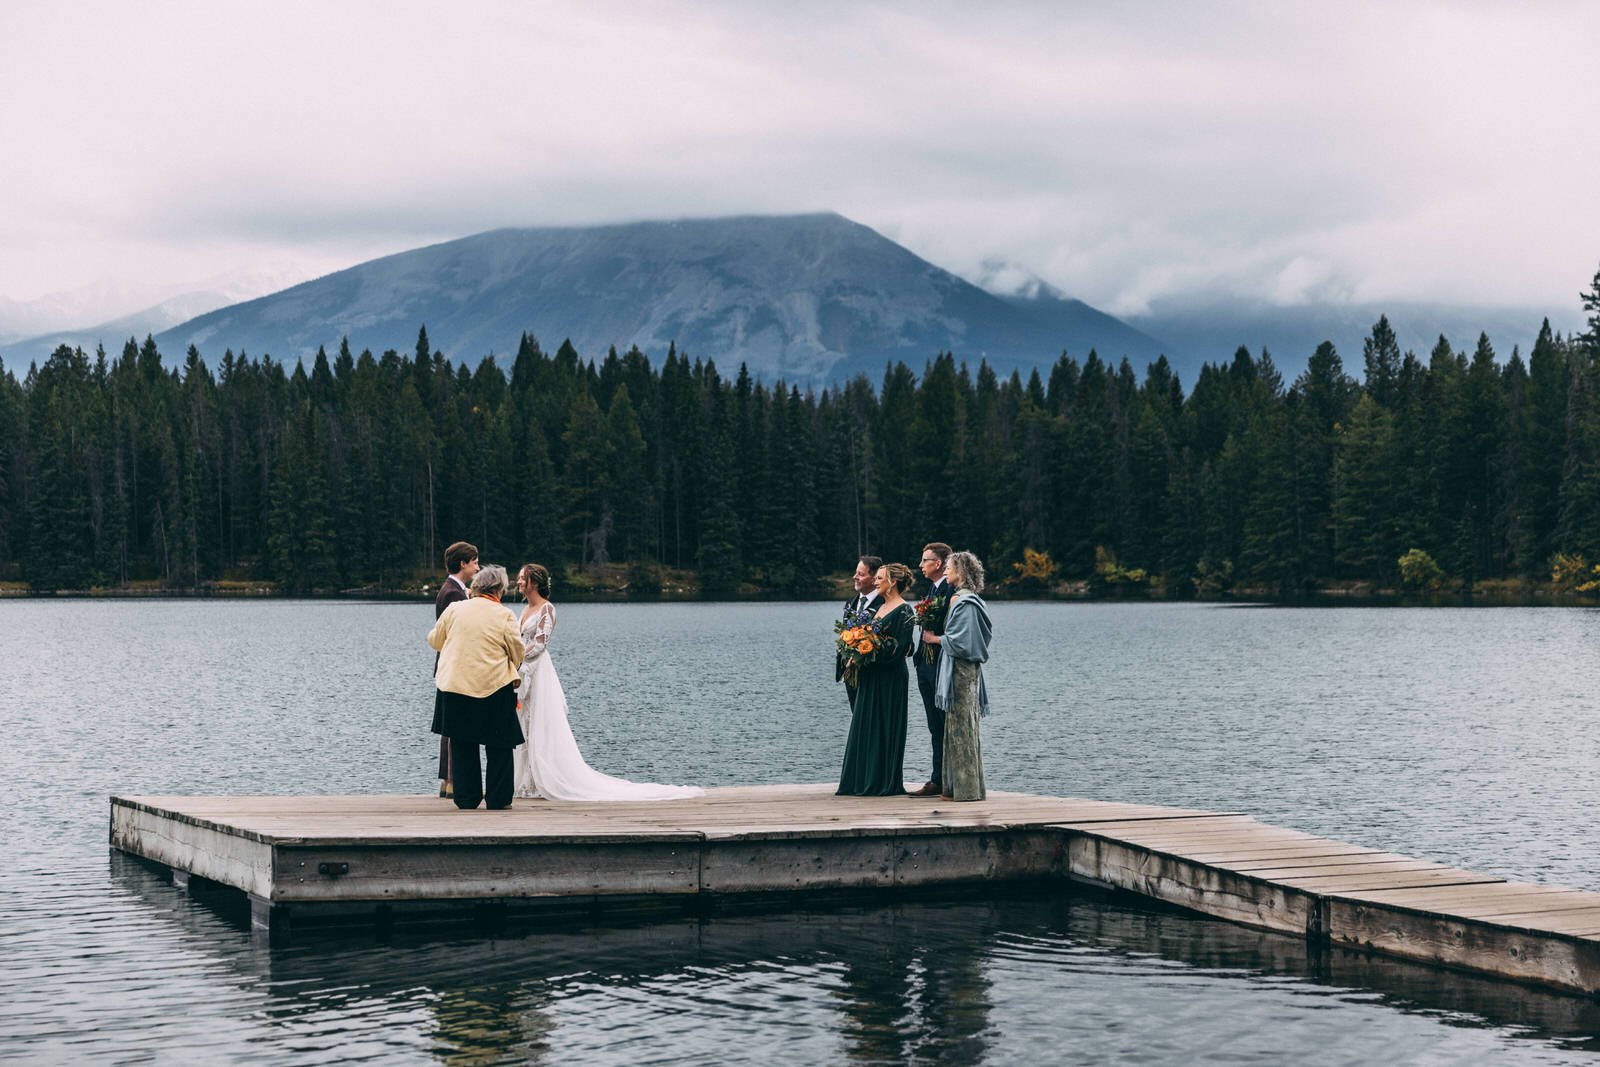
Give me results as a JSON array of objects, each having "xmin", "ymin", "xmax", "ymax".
[{"xmin": 428, "ymin": 564, "xmax": 525, "ymax": 811}]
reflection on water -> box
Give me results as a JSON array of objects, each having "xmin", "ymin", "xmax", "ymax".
[
  {"xmin": 100, "ymin": 852, "xmax": 1600, "ymax": 1065},
  {"xmin": 5, "ymin": 600, "xmax": 1600, "ymax": 1063}
]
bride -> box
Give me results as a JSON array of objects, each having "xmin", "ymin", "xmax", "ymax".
[{"xmin": 511, "ymin": 563, "xmax": 703, "ymax": 801}]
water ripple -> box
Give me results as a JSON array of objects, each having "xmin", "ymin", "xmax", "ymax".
[{"xmin": 4, "ymin": 601, "xmax": 1600, "ymax": 1064}]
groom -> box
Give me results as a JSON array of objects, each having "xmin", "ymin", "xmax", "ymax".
[
  {"xmin": 434, "ymin": 540, "xmax": 479, "ymax": 798},
  {"xmin": 836, "ymin": 554, "xmax": 883, "ymax": 709},
  {"xmin": 909, "ymin": 542, "xmax": 952, "ymax": 797}
]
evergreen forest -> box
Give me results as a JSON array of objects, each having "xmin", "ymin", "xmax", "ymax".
[{"xmin": 2, "ymin": 268, "xmax": 1599, "ymax": 600}]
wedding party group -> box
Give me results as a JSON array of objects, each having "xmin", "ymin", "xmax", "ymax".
[
  {"xmin": 834, "ymin": 543, "xmax": 993, "ymax": 803},
  {"xmin": 423, "ymin": 540, "xmax": 993, "ymax": 811}
]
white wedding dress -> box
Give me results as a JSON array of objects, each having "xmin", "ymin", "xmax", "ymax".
[{"xmin": 512, "ymin": 602, "xmax": 703, "ymax": 801}]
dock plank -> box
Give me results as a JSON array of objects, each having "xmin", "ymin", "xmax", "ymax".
[
  {"xmin": 1224, "ymin": 852, "xmax": 1432, "ymax": 873},
  {"xmin": 1328, "ymin": 881, "xmax": 1591, "ymax": 910},
  {"xmin": 1163, "ymin": 843, "xmax": 1386, "ymax": 863},
  {"xmin": 1228, "ymin": 859, "xmax": 1451, "ymax": 880}
]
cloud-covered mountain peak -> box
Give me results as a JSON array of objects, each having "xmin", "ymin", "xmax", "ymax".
[{"xmin": 129, "ymin": 213, "xmax": 1163, "ymax": 383}]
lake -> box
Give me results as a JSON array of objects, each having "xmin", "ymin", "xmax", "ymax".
[{"xmin": 3, "ymin": 600, "xmax": 1599, "ymax": 1063}]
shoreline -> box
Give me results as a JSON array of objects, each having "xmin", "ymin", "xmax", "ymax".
[{"xmin": 1, "ymin": 582, "xmax": 1594, "ymax": 608}]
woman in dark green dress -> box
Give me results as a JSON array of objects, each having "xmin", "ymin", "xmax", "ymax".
[{"xmin": 837, "ymin": 562, "xmax": 916, "ymax": 796}]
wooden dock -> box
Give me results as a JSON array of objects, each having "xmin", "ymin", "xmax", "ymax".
[{"xmin": 110, "ymin": 785, "xmax": 1600, "ymax": 996}]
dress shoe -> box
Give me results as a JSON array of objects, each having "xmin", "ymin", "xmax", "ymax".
[{"xmin": 907, "ymin": 781, "xmax": 941, "ymax": 797}]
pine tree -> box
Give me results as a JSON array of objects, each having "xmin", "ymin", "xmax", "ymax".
[
  {"xmin": 1556, "ymin": 349, "xmax": 1600, "ymax": 559},
  {"xmin": 873, "ymin": 362, "xmax": 919, "ymax": 558},
  {"xmin": 605, "ymin": 384, "xmax": 652, "ymax": 562},
  {"xmin": 695, "ymin": 399, "xmax": 743, "ymax": 596},
  {"xmin": 1331, "ymin": 395, "xmax": 1398, "ymax": 580},
  {"xmin": 0, "ymin": 357, "xmax": 23, "ymax": 574},
  {"xmin": 1580, "ymin": 263, "xmax": 1600, "ymax": 351},
  {"xmin": 1288, "ymin": 341, "xmax": 1356, "ymax": 576},
  {"xmin": 1516, "ymin": 321, "xmax": 1569, "ymax": 574},
  {"xmin": 1362, "ymin": 315, "xmax": 1402, "ymax": 408},
  {"xmin": 24, "ymin": 347, "xmax": 98, "ymax": 587},
  {"xmin": 561, "ymin": 390, "xmax": 611, "ymax": 568}
]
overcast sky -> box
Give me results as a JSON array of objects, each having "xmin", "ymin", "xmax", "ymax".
[{"xmin": 3, "ymin": 0, "xmax": 1597, "ymax": 324}]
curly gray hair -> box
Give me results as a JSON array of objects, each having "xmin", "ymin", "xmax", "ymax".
[
  {"xmin": 946, "ymin": 551, "xmax": 986, "ymax": 594},
  {"xmin": 469, "ymin": 564, "xmax": 509, "ymax": 597}
]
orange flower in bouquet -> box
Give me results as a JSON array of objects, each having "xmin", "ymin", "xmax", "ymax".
[{"xmin": 834, "ymin": 619, "xmax": 887, "ymax": 687}]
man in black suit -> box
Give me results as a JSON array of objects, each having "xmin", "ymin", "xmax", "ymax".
[
  {"xmin": 909, "ymin": 542, "xmax": 953, "ymax": 797},
  {"xmin": 836, "ymin": 554, "xmax": 883, "ymax": 709},
  {"xmin": 434, "ymin": 540, "xmax": 479, "ymax": 798}
]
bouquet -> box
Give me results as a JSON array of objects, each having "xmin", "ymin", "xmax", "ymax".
[
  {"xmin": 912, "ymin": 594, "xmax": 949, "ymax": 664},
  {"xmin": 834, "ymin": 617, "xmax": 888, "ymax": 688}
]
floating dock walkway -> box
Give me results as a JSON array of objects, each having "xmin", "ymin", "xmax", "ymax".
[{"xmin": 110, "ymin": 785, "xmax": 1600, "ymax": 996}]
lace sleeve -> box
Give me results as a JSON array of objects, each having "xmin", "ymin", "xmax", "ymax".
[{"xmin": 523, "ymin": 603, "xmax": 556, "ymax": 662}]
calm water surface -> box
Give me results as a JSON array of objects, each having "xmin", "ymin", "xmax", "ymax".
[{"xmin": 3, "ymin": 600, "xmax": 1599, "ymax": 1064}]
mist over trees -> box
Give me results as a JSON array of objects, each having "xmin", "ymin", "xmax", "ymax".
[{"xmin": 2, "ymin": 269, "xmax": 1599, "ymax": 598}]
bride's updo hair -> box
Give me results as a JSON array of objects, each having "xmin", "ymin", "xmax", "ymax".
[
  {"xmin": 881, "ymin": 561, "xmax": 915, "ymax": 592},
  {"xmin": 518, "ymin": 563, "xmax": 552, "ymax": 598}
]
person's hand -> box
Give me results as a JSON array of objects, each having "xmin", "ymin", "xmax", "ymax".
[{"xmin": 923, "ymin": 632, "xmax": 940, "ymax": 645}]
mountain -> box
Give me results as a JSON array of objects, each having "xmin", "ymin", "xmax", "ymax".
[
  {"xmin": 0, "ymin": 280, "xmax": 174, "ymax": 344},
  {"xmin": 123, "ymin": 213, "xmax": 1166, "ymax": 385},
  {"xmin": 8, "ymin": 214, "xmax": 1577, "ymax": 387},
  {"xmin": 1126, "ymin": 298, "xmax": 1586, "ymax": 376},
  {"xmin": 2, "ymin": 291, "xmax": 240, "ymax": 364},
  {"xmin": 0, "ymin": 264, "xmax": 314, "ymax": 367}
]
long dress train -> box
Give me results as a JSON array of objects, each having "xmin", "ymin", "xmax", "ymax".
[{"xmin": 513, "ymin": 602, "xmax": 703, "ymax": 802}]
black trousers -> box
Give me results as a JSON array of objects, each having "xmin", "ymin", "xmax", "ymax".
[
  {"xmin": 450, "ymin": 738, "xmax": 514, "ymax": 810},
  {"xmin": 914, "ymin": 656, "xmax": 944, "ymax": 787}
]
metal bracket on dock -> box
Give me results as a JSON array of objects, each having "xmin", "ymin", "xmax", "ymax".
[{"xmin": 317, "ymin": 862, "xmax": 349, "ymax": 878}]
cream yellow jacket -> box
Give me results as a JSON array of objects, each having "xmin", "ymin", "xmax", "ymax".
[{"xmin": 427, "ymin": 596, "xmax": 523, "ymax": 697}]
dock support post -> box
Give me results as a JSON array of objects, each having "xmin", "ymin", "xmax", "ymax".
[
  {"xmin": 1305, "ymin": 896, "xmax": 1330, "ymax": 944},
  {"xmin": 250, "ymin": 895, "xmax": 290, "ymax": 947}
]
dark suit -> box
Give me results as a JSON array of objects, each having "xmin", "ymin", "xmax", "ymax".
[
  {"xmin": 914, "ymin": 577, "xmax": 953, "ymax": 788},
  {"xmin": 434, "ymin": 576, "xmax": 469, "ymax": 786},
  {"xmin": 837, "ymin": 591, "xmax": 879, "ymax": 710}
]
